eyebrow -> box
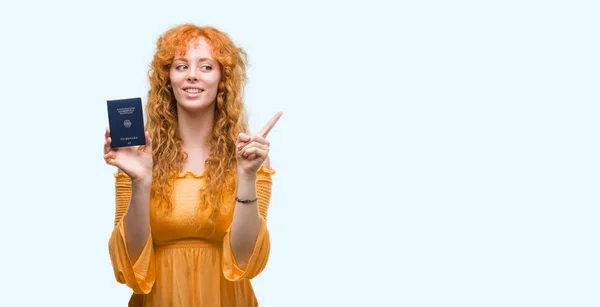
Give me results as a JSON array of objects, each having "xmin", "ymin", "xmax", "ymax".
[{"xmin": 173, "ymin": 57, "xmax": 216, "ymax": 63}]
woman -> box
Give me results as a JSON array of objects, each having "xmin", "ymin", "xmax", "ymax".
[{"xmin": 103, "ymin": 23, "xmax": 281, "ymax": 306}]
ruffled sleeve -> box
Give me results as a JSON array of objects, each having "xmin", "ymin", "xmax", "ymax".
[
  {"xmin": 107, "ymin": 172, "xmax": 156, "ymax": 294},
  {"xmin": 222, "ymin": 165, "xmax": 276, "ymax": 281}
]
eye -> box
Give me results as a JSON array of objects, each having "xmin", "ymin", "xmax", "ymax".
[
  {"xmin": 175, "ymin": 64, "xmax": 188, "ymax": 70},
  {"xmin": 200, "ymin": 65, "xmax": 213, "ymax": 71}
]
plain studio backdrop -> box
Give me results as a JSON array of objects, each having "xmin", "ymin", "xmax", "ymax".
[{"xmin": 0, "ymin": 0, "xmax": 598, "ymax": 306}]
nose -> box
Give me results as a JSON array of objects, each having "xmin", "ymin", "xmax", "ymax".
[{"xmin": 187, "ymin": 69, "xmax": 199, "ymax": 81}]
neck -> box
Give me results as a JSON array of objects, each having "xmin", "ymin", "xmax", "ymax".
[{"xmin": 177, "ymin": 107, "xmax": 215, "ymax": 153}]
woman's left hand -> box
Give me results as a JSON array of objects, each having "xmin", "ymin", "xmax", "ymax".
[{"xmin": 236, "ymin": 112, "xmax": 282, "ymax": 175}]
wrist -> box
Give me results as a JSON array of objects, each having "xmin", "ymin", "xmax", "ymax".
[
  {"xmin": 132, "ymin": 174, "xmax": 153, "ymax": 188},
  {"xmin": 237, "ymin": 170, "xmax": 257, "ymax": 182}
]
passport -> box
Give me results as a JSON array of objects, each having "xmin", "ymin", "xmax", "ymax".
[{"xmin": 106, "ymin": 97, "xmax": 146, "ymax": 148}]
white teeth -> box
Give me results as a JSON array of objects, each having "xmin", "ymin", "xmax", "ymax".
[{"xmin": 184, "ymin": 88, "xmax": 202, "ymax": 93}]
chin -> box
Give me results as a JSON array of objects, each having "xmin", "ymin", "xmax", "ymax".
[{"xmin": 177, "ymin": 99, "xmax": 215, "ymax": 112}]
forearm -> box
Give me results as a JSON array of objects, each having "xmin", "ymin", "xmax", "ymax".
[
  {"xmin": 123, "ymin": 177, "xmax": 152, "ymax": 264},
  {"xmin": 230, "ymin": 172, "xmax": 262, "ymax": 269}
]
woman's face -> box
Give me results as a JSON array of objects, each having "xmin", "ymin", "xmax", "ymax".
[{"xmin": 169, "ymin": 37, "xmax": 222, "ymax": 112}]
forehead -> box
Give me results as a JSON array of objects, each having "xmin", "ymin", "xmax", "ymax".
[{"xmin": 176, "ymin": 37, "xmax": 214, "ymax": 59}]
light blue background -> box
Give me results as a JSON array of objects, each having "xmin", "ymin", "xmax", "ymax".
[{"xmin": 0, "ymin": 0, "xmax": 598, "ymax": 306}]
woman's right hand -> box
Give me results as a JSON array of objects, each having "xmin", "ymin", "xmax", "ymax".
[{"xmin": 104, "ymin": 128, "xmax": 153, "ymax": 183}]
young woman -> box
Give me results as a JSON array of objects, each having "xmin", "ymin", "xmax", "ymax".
[{"xmin": 103, "ymin": 23, "xmax": 281, "ymax": 306}]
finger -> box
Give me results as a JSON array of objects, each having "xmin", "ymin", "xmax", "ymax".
[
  {"xmin": 236, "ymin": 133, "xmax": 254, "ymax": 151},
  {"xmin": 238, "ymin": 133, "xmax": 249, "ymax": 140},
  {"xmin": 258, "ymin": 112, "xmax": 282, "ymax": 138},
  {"xmin": 104, "ymin": 137, "xmax": 113, "ymax": 155},
  {"xmin": 238, "ymin": 132, "xmax": 251, "ymax": 143},
  {"xmin": 236, "ymin": 134, "xmax": 249, "ymax": 149},
  {"xmin": 104, "ymin": 152, "xmax": 115, "ymax": 161},
  {"xmin": 104, "ymin": 151, "xmax": 116, "ymax": 165},
  {"xmin": 240, "ymin": 142, "xmax": 269, "ymax": 154},
  {"xmin": 248, "ymin": 135, "xmax": 270, "ymax": 146},
  {"xmin": 240, "ymin": 142, "xmax": 269, "ymax": 156},
  {"xmin": 104, "ymin": 128, "xmax": 110, "ymax": 148},
  {"xmin": 144, "ymin": 131, "xmax": 152, "ymax": 151},
  {"xmin": 242, "ymin": 147, "xmax": 267, "ymax": 158}
]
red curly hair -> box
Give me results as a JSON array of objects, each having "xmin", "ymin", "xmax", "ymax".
[{"xmin": 143, "ymin": 24, "xmax": 249, "ymax": 225}]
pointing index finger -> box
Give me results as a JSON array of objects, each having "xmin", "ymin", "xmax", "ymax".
[{"xmin": 258, "ymin": 112, "xmax": 283, "ymax": 138}]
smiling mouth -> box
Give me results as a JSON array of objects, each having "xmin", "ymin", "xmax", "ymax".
[{"xmin": 183, "ymin": 88, "xmax": 204, "ymax": 93}]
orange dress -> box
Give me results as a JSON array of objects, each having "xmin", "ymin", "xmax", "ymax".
[{"xmin": 108, "ymin": 166, "xmax": 275, "ymax": 306}]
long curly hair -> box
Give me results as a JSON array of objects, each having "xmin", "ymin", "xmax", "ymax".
[{"xmin": 143, "ymin": 24, "xmax": 249, "ymax": 223}]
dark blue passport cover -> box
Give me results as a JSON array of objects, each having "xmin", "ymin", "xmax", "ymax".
[{"xmin": 107, "ymin": 97, "xmax": 146, "ymax": 148}]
